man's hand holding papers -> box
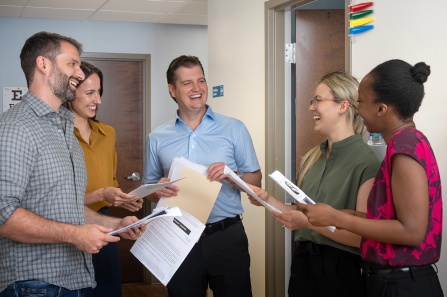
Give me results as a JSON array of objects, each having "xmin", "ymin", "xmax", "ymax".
[{"xmin": 108, "ymin": 206, "xmax": 182, "ymax": 236}]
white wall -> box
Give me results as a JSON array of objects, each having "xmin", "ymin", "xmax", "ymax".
[
  {"xmin": 0, "ymin": 17, "xmax": 207, "ymax": 130},
  {"xmin": 207, "ymin": 1, "xmax": 267, "ymax": 296},
  {"xmin": 351, "ymin": 0, "xmax": 447, "ymax": 288}
]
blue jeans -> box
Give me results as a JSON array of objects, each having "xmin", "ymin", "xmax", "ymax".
[{"xmin": 0, "ymin": 280, "xmax": 93, "ymax": 297}]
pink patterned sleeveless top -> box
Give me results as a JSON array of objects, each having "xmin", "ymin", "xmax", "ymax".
[{"xmin": 360, "ymin": 128, "xmax": 442, "ymax": 265}]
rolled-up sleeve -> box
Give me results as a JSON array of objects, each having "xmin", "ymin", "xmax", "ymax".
[{"xmin": 0, "ymin": 122, "xmax": 34, "ymax": 225}]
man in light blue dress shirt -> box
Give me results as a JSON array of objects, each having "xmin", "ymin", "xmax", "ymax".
[{"xmin": 144, "ymin": 55, "xmax": 261, "ymax": 297}]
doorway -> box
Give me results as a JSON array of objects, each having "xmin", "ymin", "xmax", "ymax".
[
  {"xmin": 294, "ymin": 6, "xmax": 345, "ymax": 180},
  {"xmin": 81, "ymin": 53, "xmax": 152, "ymax": 284},
  {"xmin": 265, "ymin": 1, "xmax": 349, "ymax": 296}
]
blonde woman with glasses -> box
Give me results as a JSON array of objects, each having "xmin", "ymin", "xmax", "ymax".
[{"xmin": 248, "ymin": 71, "xmax": 380, "ymax": 297}]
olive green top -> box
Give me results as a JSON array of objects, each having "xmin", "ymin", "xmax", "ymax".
[{"xmin": 295, "ymin": 135, "xmax": 380, "ymax": 254}]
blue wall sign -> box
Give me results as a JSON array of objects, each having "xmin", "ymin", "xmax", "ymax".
[{"xmin": 212, "ymin": 85, "xmax": 224, "ymax": 98}]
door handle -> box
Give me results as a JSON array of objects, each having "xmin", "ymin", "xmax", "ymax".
[{"xmin": 126, "ymin": 172, "xmax": 141, "ymax": 181}]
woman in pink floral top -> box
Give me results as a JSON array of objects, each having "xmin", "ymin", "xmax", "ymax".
[{"xmin": 297, "ymin": 59, "xmax": 443, "ymax": 297}]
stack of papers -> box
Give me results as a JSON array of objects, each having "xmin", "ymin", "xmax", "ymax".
[
  {"xmin": 108, "ymin": 206, "xmax": 182, "ymax": 235},
  {"xmin": 130, "ymin": 157, "xmax": 222, "ymax": 285}
]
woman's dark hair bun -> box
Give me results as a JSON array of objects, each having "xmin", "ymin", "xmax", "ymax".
[{"xmin": 410, "ymin": 62, "xmax": 431, "ymax": 83}]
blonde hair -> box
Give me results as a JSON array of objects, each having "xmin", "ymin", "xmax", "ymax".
[{"xmin": 296, "ymin": 71, "xmax": 364, "ymax": 186}]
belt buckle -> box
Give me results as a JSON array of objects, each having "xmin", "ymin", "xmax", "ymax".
[{"xmin": 202, "ymin": 224, "xmax": 214, "ymax": 236}]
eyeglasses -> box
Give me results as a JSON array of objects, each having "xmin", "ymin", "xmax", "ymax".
[{"xmin": 309, "ymin": 96, "xmax": 339, "ymax": 109}]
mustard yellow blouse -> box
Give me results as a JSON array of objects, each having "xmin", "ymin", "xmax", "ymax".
[{"xmin": 74, "ymin": 119, "xmax": 118, "ymax": 212}]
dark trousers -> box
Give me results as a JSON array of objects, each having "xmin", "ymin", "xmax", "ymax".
[
  {"xmin": 167, "ymin": 221, "xmax": 252, "ymax": 297},
  {"xmin": 364, "ymin": 264, "xmax": 444, "ymax": 297},
  {"xmin": 92, "ymin": 208, "xmax": 122, "ymax": 297},
  {"xmin": 288, "ymin": 241, "xmax": 365, "ymax": 297}
]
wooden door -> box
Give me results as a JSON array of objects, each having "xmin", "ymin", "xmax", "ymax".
[
  {"xmin": 295, "ymin": 9, "xmax": 345, "ymax": 173},
  {"xmin": 82, "ymin": 54, "xmax": 150, "ymax": 284}
]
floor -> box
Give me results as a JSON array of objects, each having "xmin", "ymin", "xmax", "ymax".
[
  {"xmin": 122, "ymin": 283, "xmax": 168, "ymax": 297},
  {"xmin": 122, "ymin": 283, "xmax": 214, "ymax": 297}
]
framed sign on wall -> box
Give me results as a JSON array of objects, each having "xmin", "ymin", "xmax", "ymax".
[{"xmin": 3, "ymin": 87, "xmax": 27, "ymax": 112}]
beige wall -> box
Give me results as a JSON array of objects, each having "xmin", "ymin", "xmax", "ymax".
[{"xmin": 207, "ymin": 0, "xmax": 268, "ymax": 296}]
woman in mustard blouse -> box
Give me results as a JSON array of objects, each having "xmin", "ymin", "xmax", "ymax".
[{"xmin": 68, "ymin": 61, "xmax": 143, "ymax": 297}]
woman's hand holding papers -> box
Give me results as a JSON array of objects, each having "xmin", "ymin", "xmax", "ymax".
[
  {"xmin": 247, "ymin": 184, "xmax": 312, "ymax": 230},
  {"xmin": 272, "ymin": 210, "xmax": 311, "ymax": 230},
  {"xmin": 247, "ymin": 184, "xmax": 269, "ymax": 207},
  {"xmin": 119, "ymin": 198, "xmax": 144, "ymax": 212},
  {"xmin": 296, "ymin": 202, "xmax": 341, "ymax": 229}
]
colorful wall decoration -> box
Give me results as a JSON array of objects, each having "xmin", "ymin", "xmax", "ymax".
[{"xmin": 349, "ymin": 1, "xmax": 374, "ymax": 38}]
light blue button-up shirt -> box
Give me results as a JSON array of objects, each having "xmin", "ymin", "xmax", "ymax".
[{"xmin": 143, "ymin": 106, "xmax": 260, "ymax": 223}]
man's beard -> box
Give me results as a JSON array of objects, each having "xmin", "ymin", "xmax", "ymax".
[{"xmin": 48, "ymin": 65, "xmax": 77, "ymax": 104}]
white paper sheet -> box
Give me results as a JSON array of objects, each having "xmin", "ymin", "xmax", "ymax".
[
  {"xmin": 129, "ymin": 178, "xmax": 184, "ymax": 198},
  {"xmin": 269, "ymin": 170, "xmax": 335, "ymax": 232},
  {"xmin": 130, "ymin": 209, "xmax": 205, "ymax": 285},
  {"xmin": 108, "ymin": 206, "xmax": 182, "ymax": 235},
  {"xmin": 223, "ymin": 165, "xmax": 282, "ymax": 213}
]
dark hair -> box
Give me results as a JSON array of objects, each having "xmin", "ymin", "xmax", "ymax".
[
  {"xmin": 78, "ymin": 61, "xmax": 103, "ymax": 96},
  {"xmin": 166, "ymin": 55, "xmax": 205, "ymax": 85},
  {"xmin": 367, "ymin": 59, "xmax": 430, "ymax": 119},
  {"xmin": 63, "ymin": 61, "xmax": 103, "ymax": 121},
  {"xmin": 20, "ymin": 31, "xmax": 83, "ymax": 87}
]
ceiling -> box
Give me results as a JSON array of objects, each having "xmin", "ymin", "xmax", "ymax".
[{"xmin": 0, "ymin": 0, "xmax": 208, "ymax": 25}]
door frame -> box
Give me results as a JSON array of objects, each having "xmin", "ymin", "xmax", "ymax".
[
  {"xmin": 264, "ymin": 1, "xmax": 350, "ymax": 296},
  {"xmin": 80, "ymin": 52, "xmax": 152, "ymax": 283}
]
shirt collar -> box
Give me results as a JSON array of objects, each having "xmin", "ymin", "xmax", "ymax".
[
  {"xmin": 24, "ymin": 92, "xmax": 74, "ymax": 122},
  {"xmin": 88, "ymin": 119, "xmax": 107, "ymax": 136},
  {"xmin": 175, "ymin": 104, "xmax": 216, "ymax": 124},
  {"xmin": 320, "ymin": 134, "xmax": 362, "ymax": 153}
]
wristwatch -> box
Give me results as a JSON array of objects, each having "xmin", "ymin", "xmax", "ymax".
[{"xmin": 236, "ymin": 170, "xmax": 244, "ymax": 180}]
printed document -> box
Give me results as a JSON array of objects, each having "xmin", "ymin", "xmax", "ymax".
[
  {"xmin": 269, "ymin": 170, "xmax": 335, "ymax": 232},
  {"xmin": 131, "ymin": 209, "xmax": 205, "ymax": 286},
  {"xmin": 108, "ymin": 206, "xmax": 181, "ymax": 235},
  {"xmin": 224, "ymin": 166, "xmax": 282, "ymax": 213}
]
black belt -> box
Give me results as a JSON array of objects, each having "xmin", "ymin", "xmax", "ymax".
[
  {"xmin": 97, "ymin": 207, "xmax": 110, "ymax": 214},
  {"xmin": 362, "ymin": 262, "xmax": 433, "ymax": 275},
  {"xmin": 294, "ymin": 241, "xmax": 353, "ymax": 257},
  {"xmin": 202, "ymin": 215, "xmax": 242, "ymax": 237}
]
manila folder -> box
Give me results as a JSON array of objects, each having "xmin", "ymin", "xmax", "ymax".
[{"xmin": 161, "ymin": 166, "xmax": 221, "ymax": 224}]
